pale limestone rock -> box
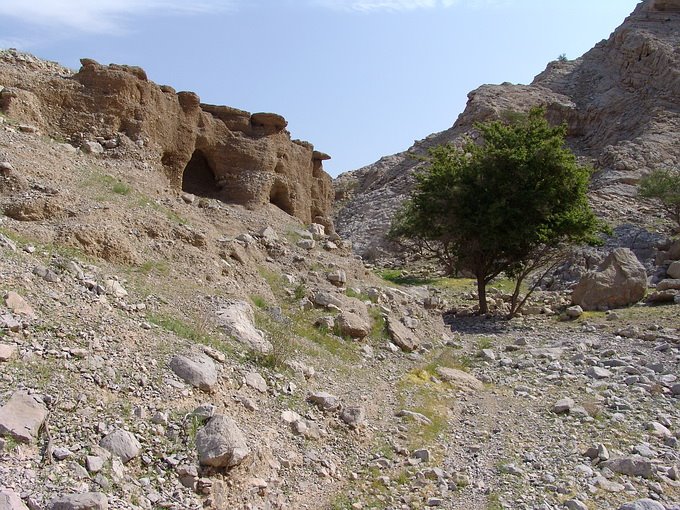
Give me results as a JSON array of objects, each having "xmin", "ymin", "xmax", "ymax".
[
  {"xmin": 216, "ymin": 301, "xmax": 272, "ymax": 354},
  {"xmin": 169, "ymin": 354, "xmax": 218, "ymax": 392},
  {"xmin": 435, "ymin": 367, "xmax": 483, "ymax": 392},
  {"xmin": 572, "ymin": 249, "xmax": 647, "ymax": 310},
  {"xmin": 0, "ymin": 391, "xmax": 48, "ymax": 443},
  {"xmin": 99, "ymin": 429, "xmax": 141, "ymax": 463},
  {"xmin": 386, "ymin": 316, "xmax": 419, "ymax": 352},
  {"xmin": 195, "ymin": 415, "xmax": 250, "ymax": 468}
]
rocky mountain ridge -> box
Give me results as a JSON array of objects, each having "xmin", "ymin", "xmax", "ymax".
[{"xmin": 334, "ymin": 0, "xmax": 680, "ymax": 260}]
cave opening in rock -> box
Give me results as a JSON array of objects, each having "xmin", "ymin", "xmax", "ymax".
[
  {"xmin": 182, "ymin": 149, "xmax": 219, "ymax": 199},
  {"xmin": 270, "ymin": 181, "xmax": 294, "ymax": 216}
]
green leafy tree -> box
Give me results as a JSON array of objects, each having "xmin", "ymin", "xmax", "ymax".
[
  {"xmin": 638, "ymin": 168, "xmax": 680, "ymax": 232},
  {"xmin": 390, "ymin": 107, "xmax": 600, "ymax": 316}
]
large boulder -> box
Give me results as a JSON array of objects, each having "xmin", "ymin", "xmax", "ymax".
[
  {"xmin": 48, "ymin": 492, "xmax": 108, "ymax": 510},
  {"xmin": 0, "ymin": 489, "xmax": 29, "ymax": 510},
  {"xmin": 169, "ymin": 354, "xmax": 218, "ymax": 392},
  {"xmin": 195, "ymin": 415, "xmax": 250, "ymax": 468},
  {"xmin": 216, "ymin": 301, "xmax": 272, "ymax": 354},
  {"xmin": 386, "ymin": 316, "xmax": 419, "ymax": 352},
  {"xmin": 617, "ymin": 499, "xmax": 665, "ymax": 510},
  {"xmin": 0, "ymin": 391, "xmax": 48, "ymax": 443},
  {"xmin": 336, "ymin": 312, "xmax": 371, "ymax": 339},
  {"xmin": 667, "ymin": 260, "xmax": 680, "ymax": 279},
  {"xmin": 571, "ymin": 248, "xmax": 647, "ymax": 310}
]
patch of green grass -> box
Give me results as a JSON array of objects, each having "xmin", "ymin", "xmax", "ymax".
[
  {"xmin": 85, "ymin": 173, "xmax": 132, "ymax": 198},
  {"xmin": 477, "ymin": 337, "xmax": 494, "ymax": 350},
  {"xmin": 368, "ymin": 307, "xmax": 388, "ymax": 342},
  {"xmin": 135, "ymin": 260, "xmax": 170, "ymax": 276},
  {"xmin": 147, "ymin": 312, "xmax": 212, "ymax": 344},
  {"xmin": 487, "ymin": 492, "xmax": 503, "ymax": 510},
  {"xmin": 397, "ymin": 369, "xmax": 450, "ymax": 449},
  {"xmin": 251, "ymin": 295, "xmax": 268, "ymax": 310},
  {"xmin": 1, "ymin": 435, "xmax": 20, "ymax": 452},
  {"xmin": 422, "ymin": 349, "xmax": 472, "ymax": 375},
  {"xmin": 329, "ymin": 495, "xmax": 353, "ymax": 510},
  {"xmin": 377, "ymin": 269, "xmax": 436, "ymax": 286},
  {"xmin": 294, "ymin": 283, "xmax": 307, "ymax": 300}
]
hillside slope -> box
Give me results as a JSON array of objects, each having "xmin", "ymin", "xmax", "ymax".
[{"xmin": 334, "ymin": 0, "xmax": 680, "ymax": 260}]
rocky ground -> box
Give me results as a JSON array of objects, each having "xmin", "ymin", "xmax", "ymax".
[{"xmin": 0, "ymin": 117, "xmax": 678, "ymax": 510}]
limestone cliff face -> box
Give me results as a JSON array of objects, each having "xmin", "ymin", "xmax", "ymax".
[
  {"xmin": 334, "ymin": 0, "xmax": 680, "ymax": 259},
  {"xmin": 0, "ymin": 53, "xmax": 333, "ymax": 226}
]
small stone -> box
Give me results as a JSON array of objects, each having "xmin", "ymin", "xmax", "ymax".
[
  {"xmin": 412, "ymin": 449, "xmax": 430, "ymax": 462},
  {"xmin": 327, "ymin": 269, "xmax": 347, "ymax": 287},
  {"xmin": 151, "ymin": 412, "xmax": 169, "ymax": 425},
  {"xmin": 48, "ymin": 492, "xmax": 108, "ymax": 509},
  {"xmin": 0, "ymin": 343, "xmax": 17, "ymax": 362},
  {"xmin": 4, "ymin": 291, "xmax": 36, "ymax": 318},
  {"xmin": 80, "ymin": 141, "xmax": 104, "ymax": 154},
  {"xmin": 307, "ymin": 391, "xmax": 340, "ymax": 411},
  {"xmin": 189, "ymin": 404, "xmax": 215, "ymax": 423},
  {"xmin": 336, "ymin": 312, "xmax": 370, "ymax": 339},
  {"xmin": 646, "ymin": 422, "xmax": 671, "ymax": 438},
  {"xmin": 480, "ymin": 348, "xmax": 496, "ymax": 361},
  {"xmin": 586, "ymin": 366, "xmax": 612, "ymax": 379},
  {"xmin": 86, "ymin": 456, "xmax": 106, "ymax": 473},
  {"xmin": 53, "ymin": 447, "xmax": 72, "ymax": 461},
  {"xmin": 340, "ymin": 406, "xmax": 366, "ymax": 428},
  {"xmin": 99, "ymin": 429, "xmax": 141, "ymax": 463},
  {"xmin": 617, "ymin": 499, "xmax": 665, "ymax": 510},
  {"xmin": 181, "ymin": 192, "xmax": 195, "ymax": 204},
  {"xmin": 297, "ymin": 239, "xmax": 315, "ymax": 250},
  {"xmin": 435, "ymin": 367, "xmax": 483, "ymax": 392},
  {"xmin": 603, "ymin": 456, "xmax": 654, "ymax": 478},
  {"xmin": 244, "ymin": 372, "xmax": 268, "ymax": 393},
  {"xmin": 103, "ymin": 280, "xmax": 128, "ymax": 298},
  {"xmin": 564, "ymin": 499, "xmax": 588, "ymax": 510},
  {"xmin": 552, "ymin": 397, "xmax": 575, "ymax": 414},
  {"xmin": 566, "ymin": 305, "xmax": 584, "ymax": 318}
]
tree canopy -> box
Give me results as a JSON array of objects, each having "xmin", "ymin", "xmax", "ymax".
[{"xmin": 390, "ymin": 107, "xmax": 600, "ymax": 316}]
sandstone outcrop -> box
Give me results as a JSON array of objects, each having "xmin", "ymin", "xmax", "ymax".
[
  {"xmin": 334, "ymin": 0, "xmax": 680, "ymax": 259},
  {"xmin": 0, "ymin": 52, "xmax": 333, "ymax": 226}
]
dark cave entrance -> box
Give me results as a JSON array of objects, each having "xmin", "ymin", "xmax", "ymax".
[
  {"xmin": 182, "ymin": 149, "xmax": 219, "ymax": 199},
  {"xmin": 270, "ymin": 181, "xmax": 295, "ymax": 216}
]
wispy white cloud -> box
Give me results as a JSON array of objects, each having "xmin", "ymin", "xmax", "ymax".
[
  {"xmin": 314, "ymin": 0, "xmax": 510, "ymax": 11},
  {"xmin": 0, "ymin": 0, "xmax": 234, "ymax": 35},
  {"xmin": 317, "ymin": 0, "xmax": 437, "ymax": 11},
  {"xmin": 0, "ymin": 37, "xmax": 33, "ymax": 49}
]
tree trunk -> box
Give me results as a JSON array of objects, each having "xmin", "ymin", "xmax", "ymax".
[{"xmin": 477, "ymin": 276, "xmax": 488, "ymax": 315}]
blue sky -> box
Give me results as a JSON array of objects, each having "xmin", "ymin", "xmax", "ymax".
[{"xmin": 0, "ymin": 0, "xmax": 639, "ymax": 176}]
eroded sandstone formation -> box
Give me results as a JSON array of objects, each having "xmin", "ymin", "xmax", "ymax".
[
  {"xmin": 0, "ymin": 54, "xmax": 333, "ymax": 226},
  {"xmin": 334, "ymin": 0, "xmax": 680, "ymax": 259}
]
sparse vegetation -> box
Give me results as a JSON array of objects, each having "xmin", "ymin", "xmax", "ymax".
[{"xmin": 639, "ymin": 168, "xmax": 680, "ymax": 231}]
